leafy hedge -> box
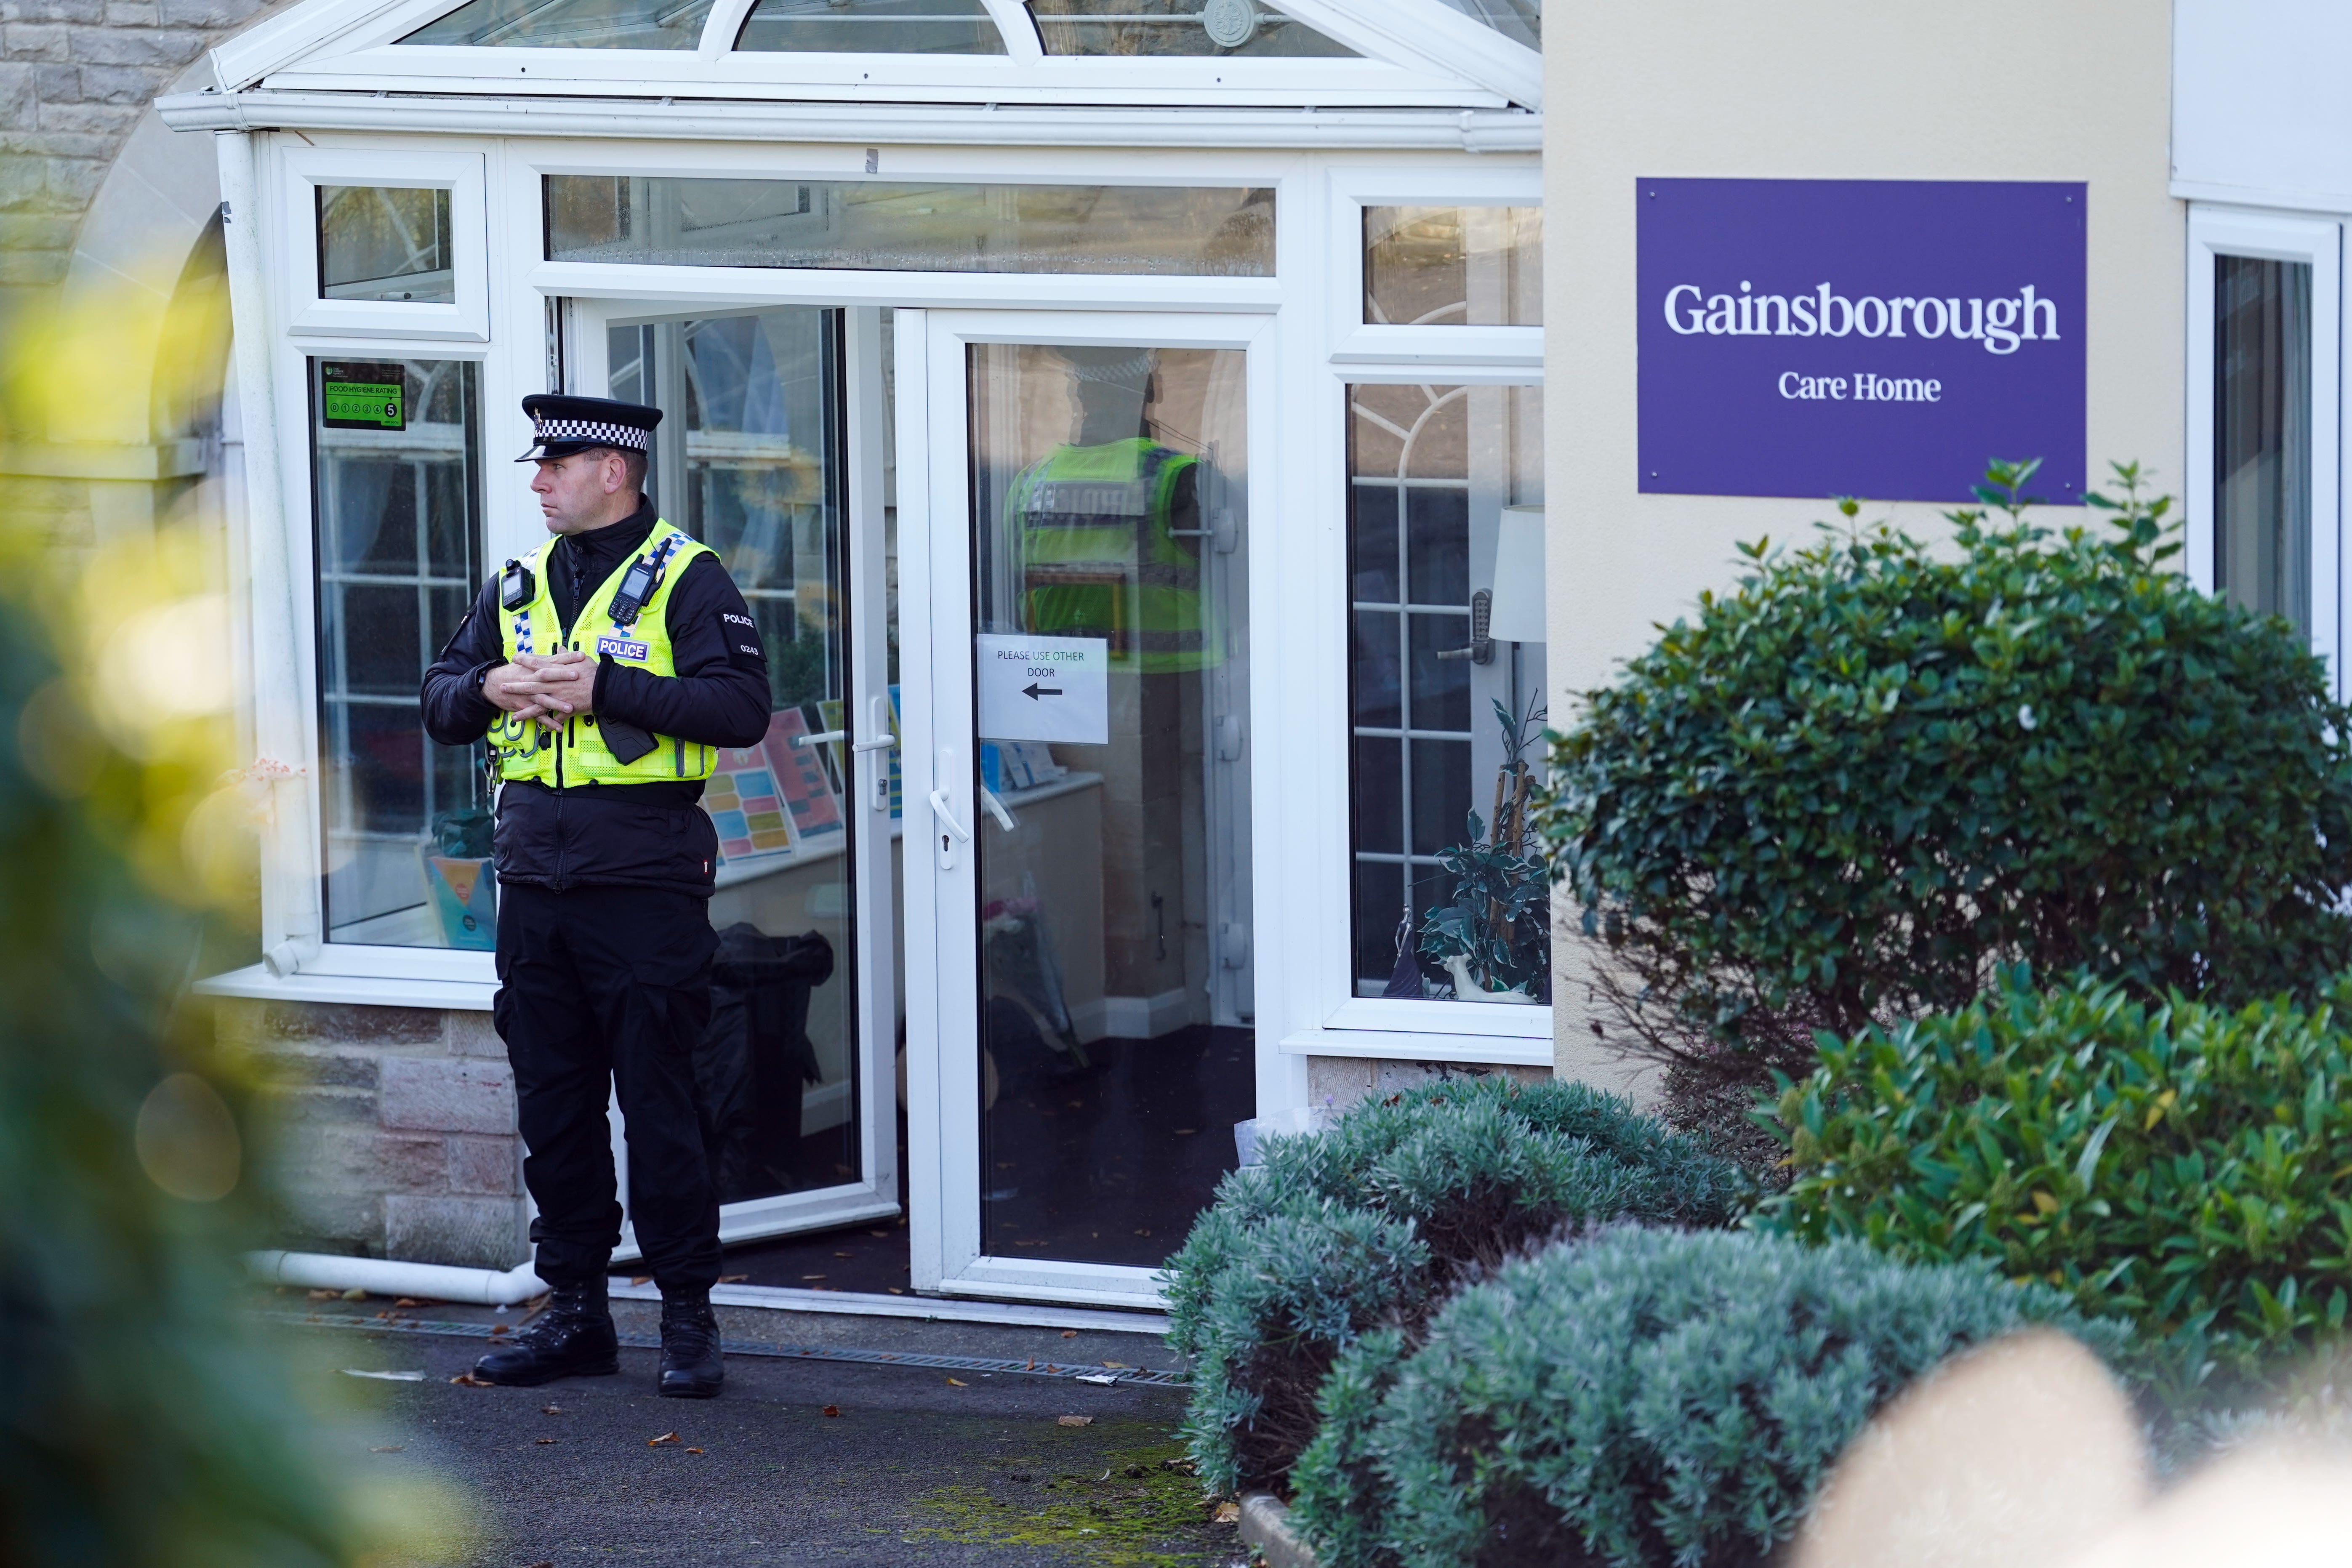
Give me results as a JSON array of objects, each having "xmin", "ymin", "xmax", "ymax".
[
  {"xmin": 1535, "ymin": 463, "xmax": 2352, "ymax": 1077},
  {"xmin": 1761, "ymin": 972, "xmax": 2352, "ymax": 1402},
  {"xmin": 1289, "ymin": 1228, "xmax": 2127, "ymax": 1568},
  {"xmin": 1164, "ymin": 1080, "xmax": 1745, "ymax": 1493}
]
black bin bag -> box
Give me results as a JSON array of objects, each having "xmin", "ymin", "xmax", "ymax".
[{"xmin": 694, "ymin": 923, "xmax": 835, "ymax": 1203}]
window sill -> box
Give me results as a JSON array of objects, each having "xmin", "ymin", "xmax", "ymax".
[
  {"xmin": 194, "ymin": 962, "xmax": 497, "ymax": 1012},
  {"xmin": 1279, "ymin": 1026, "xmax": 1550, "ymax": 1068}
]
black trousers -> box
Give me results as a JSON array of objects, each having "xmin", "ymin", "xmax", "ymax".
[{"xmin": 493, "ymin": 882, "xmax": 722, "ymax": 1294}]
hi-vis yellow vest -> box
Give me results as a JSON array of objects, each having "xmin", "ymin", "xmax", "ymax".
[{"xmin": 489, "ymin": 519, "xmax": 721, "ymax": 786}]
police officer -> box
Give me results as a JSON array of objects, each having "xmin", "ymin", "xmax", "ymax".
[{"xmin": 420, "ymin": 394, "xmax": 772, "ymax": 1399}]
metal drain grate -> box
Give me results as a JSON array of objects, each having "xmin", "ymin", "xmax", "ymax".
[{"xmin": 255, "ymin": 1310, "xmax": 1190, "ymax": 1387}]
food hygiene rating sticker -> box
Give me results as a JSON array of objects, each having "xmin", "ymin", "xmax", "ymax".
[
  {"xmin": 321, "ymin": 362, "xmax": 408, "ymax": 431},
  {"xmin": 975, "ymin": 634, "xmax": 1107, "ymax": 746}
]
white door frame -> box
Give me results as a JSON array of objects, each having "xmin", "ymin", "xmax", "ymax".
[
  {"xmin": 900, "ymin": 306, "xmax": 1273, "ymax": 1309},
  {"xmin": 562, "ymin": 294, "xmax": 903, "ymax": 1252}
]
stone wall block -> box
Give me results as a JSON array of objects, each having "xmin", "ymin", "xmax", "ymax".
[
  {"xmin": 255, "ymin": 1001, "xmax": 444, "ymax": 1049},
  {"xmin": 65, "ymin": 24, "xmax": 203, "ymax": 65},
  {"xmin": 313, "ymin": 1127, "xmax": 442, "ymax": 1194},
  {"xmin": 385, "ymin": 1195, "xmax": 527, "ymax": 1271},
  {"xmin": 34, "ymin": 97, "xmax": 132, "ymax": 133},
  {"xmin": 272, "ymin": 1190, "xmax": 381, "ymax": 1255},
  {"xmin": 380, "ymin": 1056, "xmax": 516, "ymax": 1136},
  {"xmin": 445, "ymin": 1133, "xmax": 520, "ymax": 1196},
  {"xmin": 261, "ymin": 1046, "xmax": 380, "ymax": 1092},
  {"xmin": 101, "ymin": 1, "xmax": 155, "ymax": 26},
  {"xmin": 445, "ymin": 1009, "xmax": 508, "ymax": 1060},
  {"xmin": 5, "ymin": 23, "xmax": 74, "ymax": 60},
  {"xmin": 261, "ymin": 1082, "xmax": 378, "ymax": 1128},
  {"xmin": 72, "ymin": 63, "xmax": 156, "ymax": 102},
  {"xmin": 7, "ymin": 0, "xmax": 107, "ymax": 22},
  {"xmin": 154, "ymin": 0, "xmax": 263, "ymax": 27}
]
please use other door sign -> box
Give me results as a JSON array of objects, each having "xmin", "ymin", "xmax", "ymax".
[{"xmin": 976, "ymin": 634, "xmax": 1108, "ymax": 746}]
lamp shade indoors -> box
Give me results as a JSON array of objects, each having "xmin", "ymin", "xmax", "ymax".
[{"xmin": 1487, "ymin": 504, "xmax": 1548, "ymax": 644}]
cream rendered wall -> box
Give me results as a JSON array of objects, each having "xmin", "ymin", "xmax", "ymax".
[{"xmin": 1542, "ymin": 1, "xmax": 2182, "ymax": 1089}]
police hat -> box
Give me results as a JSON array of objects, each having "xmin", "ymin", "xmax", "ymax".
[{"xmin": 517, "ymin": 393, "xmax": 663, "ymax": 463}]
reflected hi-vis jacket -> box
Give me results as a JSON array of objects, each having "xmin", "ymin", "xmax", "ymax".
[
  {"xmin": 1008, "ymin": 437, "xmax": 1220, "ymax": 674},
  {"xmin": 491, "ymin": 519, "xmax": 722, "ymax": 786}
]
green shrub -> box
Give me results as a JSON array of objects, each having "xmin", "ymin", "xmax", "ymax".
[
  {"xmin": 1167, "ymin": 1200, "xmax": 1428, "ymax": 1494},
  {"xmin": 1164, "ymin": 1080, "xmax": 1746, "ymax": 1494},
  {"xmin": 1291, "ymin": 1228, "xmax": 2125, "ymax": 1568},
  {"xmin": 1535, "ymin": 462, "xmax": 2352, "ymax": 1078},
  {"xmin": 1760, "ymin": 972, "xmax": 2352, "ymax": 1402}
]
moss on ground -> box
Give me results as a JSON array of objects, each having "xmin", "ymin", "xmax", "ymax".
[{"xmin": 909, "ymin": 1423, "xmax": 1239, "ymax": 1565}]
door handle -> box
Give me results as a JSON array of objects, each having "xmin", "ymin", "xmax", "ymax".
[
  {"xmin": 852, "ymin": 736, "xmax": 898, "ymax": 753},
  {"xmin": 928, "ymin": 788, "xmax": 972, "ymax": 842}
]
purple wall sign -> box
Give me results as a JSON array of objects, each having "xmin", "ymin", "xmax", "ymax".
[{"xmin": 1638, "ymin": 179, "xmax": 2086, "ymax": 503}]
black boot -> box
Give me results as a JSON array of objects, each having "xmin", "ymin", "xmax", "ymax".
[
  {"xmin": 473, "ymin": 1282, "xmax": 620, "ymax": 1387},
  {"xmin": 658, "ymin": 1290, "xmax": 723, "ymax": 1399}
]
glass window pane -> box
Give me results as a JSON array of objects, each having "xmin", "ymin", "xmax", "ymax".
[
  {"xmin": 616, "ymin": 309, "xmax": 866, "ymax": 1198},
  {"xmin": 1028, "ymin": 0, "xmax": 1356, "ymax": 55},
  {"xmin": 1427, "ymin": 0, "xmax": 1537, "ymax": 48},
  {"xmin": 734, "ymin": 0, "xmax": 1005, "ymax": 52},
  {"xmin": 2215, "ymin": 254, "xmax": 2313, "ymax": 641},
  {"xmin": 402, "ymin": 0, "xmax": 716, "ymax": 47},
  {"xmin": 312, "ymin": 358, "xmax": 491, "ymax": 951},
  {"xmin": 1347, "ymin": 382, "xmax": 1547, "ymax": 1001},
  {"xmin": 1365, "ymin": 205, "xmax": 1542, "ymax": 327},
  {"xmin": 317, "ymin": 186, "xmax": 454, "ymax": 303},
  {"xmin": 546, "ymin": 176, "xmax": 1274, "ymax": 277}
]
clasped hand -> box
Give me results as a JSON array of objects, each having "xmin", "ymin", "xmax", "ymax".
[{"xmin": 485, "ymin": 651, "xmax": 596, "ymax": 731}]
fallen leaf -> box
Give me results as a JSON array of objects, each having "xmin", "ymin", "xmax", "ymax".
[
  {"xmin": 649, "ymin": 1432, "xmax": 681, "ymax": 1446},
  {"xmin": 1173, "ymin": 1129, "xmax": 1197, "ymax": 1136},
  {"xmin": 1132, "ymin": 1228, "xmax": 1153, "ymax": 1237},
  {"xmin": 685, "ymin": 1447, "xmax": 703, "ymax": 1454},
  {"xmin": 1213, "ymin": 1501, "xmax": 1240, "ymax": 1524},
  {"xmin": 886, "ymin": 1287, "xmax": 905, "ymax": 1295},
  {"xmin": 341, "ymin": 1287, "xmax": 368, "ymax": 1301},
  {"xmin": 800, "ymin": 1274, "xmax": 826, "ymax": 1281},
  {"xmin": 946, "ymin": 1377, "xmax": 967, "ymax": 1387},
  {"xmin": 449, "ymin": 1373, "xmax": 494, "ymax": 1387},
  {"xmin": 525, "ymin": 1561, "xmax": 554, "ymax": 1568},
  {"xmin": 369, "ymin": 1445, "xmax": 403, "ymax": 1453},
  {"xmin": 1101, "ymin": 1361, "xmax": 1130, "ymax": 1369},
  {"xmin": 541, "ymin": 1405, "xmax": 561, "ymax": 1415},
  {"xmin": 1060, "ymin": 1330, "xmax": 1079, "ymax": 1339},
  {"xmin": 1057, "ymin": 1415, "xmax": 1094, "ymax": 1428},
  {"xmin": 489, "ymin": 1323, "xmax": 511, "ymax": 1336},
  {"xmin": 821, "ymin": 1405, "xmax": 840, "ymax": 1418},
  {"xmin": 833, "ymin": 1251, "xmax": 853, "ymax": 1258},
  {"xmin": 718, "ymin": 1274, "xmax": 748, "ymax": 1284},
  {"xmin": 535, "ymin": 1438, "xmax": 557, "ymax": 1446},
  {"xmin": 307, "ymin": 1288, "xmax": 336, "ymax": 1302},
  {"xmin": 393, "ymin": 1297, "xmax": 421, "ymax": 1308},
  {"xmin": 631, "ymin": 1275, "xmax": 653, "ymax": 1286}
]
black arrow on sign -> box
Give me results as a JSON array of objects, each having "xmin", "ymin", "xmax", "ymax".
[{"xmin": 1021, "ymin": 682, "xmax": 1064, "ymax": 700}]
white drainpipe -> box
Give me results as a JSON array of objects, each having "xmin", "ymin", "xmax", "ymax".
[{"xmin": 249, "ymin": 1250, "xmax": 547, "ymax": 1307}]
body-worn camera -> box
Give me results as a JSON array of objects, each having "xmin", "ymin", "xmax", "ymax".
[{"xmin": 499, "ymin": 557, "xmax": 535, "ymax": 611}]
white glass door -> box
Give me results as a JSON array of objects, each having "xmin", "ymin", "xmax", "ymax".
[
  {"xmin": 560, "ymin": 300, "xmax": 902, "ymax": 1249},
  {"xmin": 900, "ymin": 309, "xmax": 1262, "ymax": 1307}
]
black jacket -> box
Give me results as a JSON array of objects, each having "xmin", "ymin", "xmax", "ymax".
[{"xmin": 420, "ymin": 499, "xmax": 773, "ymax": 896}]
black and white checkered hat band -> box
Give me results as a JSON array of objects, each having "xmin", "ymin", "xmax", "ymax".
[{"xmin": 534, "ymin": 417, "xmax": 650, "ymax": 451}]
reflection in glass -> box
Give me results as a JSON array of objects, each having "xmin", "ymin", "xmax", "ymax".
[
  {"xmin": 318, "ymin": 186, "xmax": 454, "ymax": 303},
  {"xmin": 546, "ymin": 176, "xmax": 1273, "ymax": 277},
  {"xmin": 1028, "ymin": 0, "xmax": 1354, "ymax": 56},
  {"xmin": 1365, "ymin": 205, "xmax": 1542, "ymax": 327},
  {"xmin": 1346, "ymin": 382, "xmax": 1547, "ymax": 1001},
  {"xmin": 610, "ymin": 310, "xmax": 863, "ymax": 1200},
  {"xmin": 735, "ymin": 0, "xmax": 1005, "ymax": 52},
  {"xmin": 2214, "ymin": 255, "xmax": 2312, "ymax": 641},
  {"xmin": 402, "ymin": 0, "xmax": 716, "ymax": 48},
  {"xmin": 968, "ymin": 342, "xmax": 1252, "ymax": 1267},
  {"xmin": 1427, "ymin": 0, "xmax": 1537, "ymax": 48},
  {"xmin": 312, "ymin": 358, "xmax": 490, "ymax": 948}
]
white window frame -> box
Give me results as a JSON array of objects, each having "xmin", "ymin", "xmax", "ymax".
[
  {"xmin": 2186, "ymin": 203, "xmax": 2345, "ymax": 693},
  {"xmin": 1326, "ymin": 164, "xmax": 1544, "ymax": 369},
  {"xmin": 280, "ymin": 145, "xmax": 490, "ymax": 341}
]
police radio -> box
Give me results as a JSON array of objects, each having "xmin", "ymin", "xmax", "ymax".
[{"xmin": 498, "ymin": 557, "xmax": 535, "ymax": 611}]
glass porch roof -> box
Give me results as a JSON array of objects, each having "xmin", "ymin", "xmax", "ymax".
[
  {"xmin": 402, "ymin": 0, "xmax": 1371, "ymax": 58},
  {"xmin": 198, "ymin": 0, "xmax": 1542, "ymax": 112}
]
